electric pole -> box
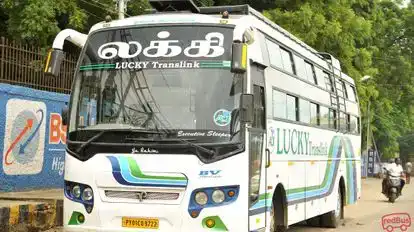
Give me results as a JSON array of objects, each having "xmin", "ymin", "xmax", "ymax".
[{"xmin": 117, "ymin": 0, "xmax": 128, "ymax": 19}]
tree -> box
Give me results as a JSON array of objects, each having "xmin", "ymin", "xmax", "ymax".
[
  {"xmin": 2, "ymin": 0, "xmax": 87, "ymax": 46},
  {"xmin": 262, "ymin": 0, "xmax": 414, "ymax": 157}
]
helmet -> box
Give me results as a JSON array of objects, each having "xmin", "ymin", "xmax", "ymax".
[{"xmin": 389, "ymin": 158, "xmax": 394, "ymax": 163}]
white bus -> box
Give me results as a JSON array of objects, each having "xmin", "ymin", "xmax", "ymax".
[{"xmin": 45, "ymin": 1, "xmax": 361, "ymax": 231}]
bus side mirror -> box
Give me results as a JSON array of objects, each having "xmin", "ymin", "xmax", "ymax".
[
  {"xmin": 44, "ymin": 49, "xmax": 66, "ymax": 77},
  {"xmin": 62, "ymin": 105, "xmax": 69, "ymax": 126},
  {"xmin": 231, "ymin": 42, "xmax": 247, "ymax": 74},
  {"xmin": 240, "ymin": 94, "xmax": 254, "ymax": 123}
]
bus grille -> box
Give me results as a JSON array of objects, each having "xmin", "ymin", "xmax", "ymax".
[{"xmin": 105, "ymin": 190, "xmax": 180, "ymax": 201}]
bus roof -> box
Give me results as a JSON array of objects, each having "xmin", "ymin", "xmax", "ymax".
[{"xmin": 88, "ymin": 3, "xmax": 355, "ymax": 85}]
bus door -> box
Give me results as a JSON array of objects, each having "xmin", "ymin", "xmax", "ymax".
[{"xmin": 248, "ymin": 62, "xmax": 268, "ymax": 231}]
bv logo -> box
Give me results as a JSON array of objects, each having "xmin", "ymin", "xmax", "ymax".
[
  {"xmin": 3, "ymin": 99, "xmax": 46, "ymax": 175},
  {"xmin": 199, "ymin": 170, "xmax": 222, "ymax": 178},
  {"xmin": 382, "ymin": 213, "xmax": 411, "ymax": 232}
]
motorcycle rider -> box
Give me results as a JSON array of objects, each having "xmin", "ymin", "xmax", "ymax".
[
  {"xmin": 382, "ymin": 158, "xmax": 395, "ymax": 194},
  {"xmin": 395, "ymin": 158, "xmax": 405, "ymax": 195}
]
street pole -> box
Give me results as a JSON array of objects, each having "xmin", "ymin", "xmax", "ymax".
[
  {"xmin": 367, "ymin": 99, "xmax": 370, "ymax": 152},
  {"xmin": 366, "ymin": 99, "xmax": 370, "ymax": 177},
  {"xmin": 118, "ymin": 0, "xmax": 125, "ymax": 19}
]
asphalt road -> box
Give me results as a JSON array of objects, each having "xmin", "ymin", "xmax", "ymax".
[{"xmin": 45, "ymin": 178, "xmax": 414, "ymax": 232}]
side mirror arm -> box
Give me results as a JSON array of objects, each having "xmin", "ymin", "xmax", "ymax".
[{"xmin": 62, "ymin": 105, "xmax": 69, "ymax": 126}]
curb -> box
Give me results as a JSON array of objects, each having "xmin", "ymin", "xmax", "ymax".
[{"xmin": 0, "ymin": 200, "xmax": 63, "ymax": 232}]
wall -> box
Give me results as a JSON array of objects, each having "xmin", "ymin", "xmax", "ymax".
[{"xmin": 0, "ymin": 83, "xmax": 69, "ymax": 192}]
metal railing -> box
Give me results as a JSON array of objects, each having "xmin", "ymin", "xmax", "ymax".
[{"xmin": 0, "ymin": 37, "xmax": 78, "ymax": 94}]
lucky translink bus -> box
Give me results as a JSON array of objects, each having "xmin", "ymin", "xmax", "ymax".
[{"xmin": 44, "ymin": 0, "xmax": 362, "ymax": 231}]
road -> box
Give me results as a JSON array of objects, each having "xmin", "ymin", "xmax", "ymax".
[{"xmin": 45, "ymin": 178, "xmax": 414, "ymax": 232}]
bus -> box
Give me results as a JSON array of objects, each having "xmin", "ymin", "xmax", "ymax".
[{"xmin": 44, "ymin": 1, "xmax": 361, "ymax": 231}]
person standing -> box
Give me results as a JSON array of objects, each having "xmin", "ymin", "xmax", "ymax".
[{"xmin": 405, "ymin": 161, "xmax": 412, "ymax": 184}]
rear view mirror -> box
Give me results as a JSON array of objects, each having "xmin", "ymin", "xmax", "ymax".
[
  {"xmin": 240, "ymin": 94, "xmax": 254, "ymax": 123},
  {"xmin": 231, "ymin": 42, "xmax": 247, "ymax": 74},
  {"xmin": 44, "ymin": 49, "xmax": 66, "ymax": 77}
]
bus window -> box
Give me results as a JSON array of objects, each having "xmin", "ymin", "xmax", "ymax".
[
  {"xmin": 342, "ymin": 80, "xmax": 349, "ymax": 99},
  {"xmin": 324, "ymin": 72, "xmax": 335, "ymax": 92},
  {"xmin": 329, "ymin": 109, "xmax": 337, "ymax": 129},
  {"xmin": 305, "ymin": 61, "xmax": 317, "ymax": 85},
  {"xmin": 280, "ymin": 47, "xmax": 296, "ymax": 75},
  {"xmin": 249, "ymin": 132, "xmax": 264, "ymax": 205},
  {"xmin": 253, "ymin": 85, "xmax": 265, "ymax": 129},
  {"xmin": 339, "ymin": 112, "xmax": 347, "ymax": 131},
  {"xmin": 266, "ymin": 39, "xmax": 283, "ymax": 69},
  {"xmin": 286, "ymin": 95, "xmax": 298, "ymax": 121},
  {"xmin": 310, "ymin": 103, "xmax": 319, "ymax": 126},
  {"xmin": 350, "ymin": 115, "xmax": 360, "ymax": 134},
  {"xmin": 272, "ymin": 89, "xmax": 286, "ymax": 119},
  {"xmin": 346, "ymin": 84, "xmax": 357, "ymax": 102},
  {"xmin": 299, "ymin": 99, "xmax": 310, "ymax": 124},
  {"xmin": 320, "ymin": 106, "xmax": 329, "ymax": 129}
]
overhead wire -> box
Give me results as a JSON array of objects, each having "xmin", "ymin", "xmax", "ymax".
[{"xmin": 79, "ymin": 0, "xmax": 132, "ymax": 18}]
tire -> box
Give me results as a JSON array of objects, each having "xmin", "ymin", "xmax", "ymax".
[
  {"xmin": 321, "ymin": 187, "xmax": 343, "ymax": 228},
  {"xmin": 270, "ymin": 201, "xmax": 287, "ymax": 232},
  {"xmin": 306, "ymin": 216, "xmax": 321, "ymax": 227},
  {"xmin": 389, "ymin": 192, "xmax": 397, "ymax": 203}
]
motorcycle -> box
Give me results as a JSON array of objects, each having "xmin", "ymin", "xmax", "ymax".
[{"xmin": 383, "ymin": 170, "xmax": 401, "ymax": 203}]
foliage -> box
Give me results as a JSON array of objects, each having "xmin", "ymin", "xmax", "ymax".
[{"xmin": 262, "ymin": 0, "xmax": 413, "ymax": 158}]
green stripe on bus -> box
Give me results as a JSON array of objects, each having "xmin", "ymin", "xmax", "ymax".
[
  {"xmin": 286, "ymin": 137, "xmax": 341, "ymax": 195},
  {"xmin": 127, "ymin": 157, "xmax": 187, "ymax": 181}
]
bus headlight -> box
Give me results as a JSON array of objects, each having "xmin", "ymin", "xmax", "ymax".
[
  {"xmin": 195, "ymin": 192, "xmax": 208, "ymax": 205},
  {"xmin": 188, "ymin": 185, "xmax": 239, "ymax": 218},
  {"xmin": 82, "ymin": 188, "xmax": 93, "ymax": 201},
  {"xmin": 212, "ymin": 190, "xmax": 225, "ymax": 203},
  {"xmin": 72, "ymin": 185, "xmax": 81, "ymax": 198},
  {"xmin": 64, "ymin": 181, "xmax": 95, "ymax": 214}
]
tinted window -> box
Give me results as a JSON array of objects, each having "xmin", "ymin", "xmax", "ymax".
[
  {"xmin": 340, "ymin": 112, "xmax": 347, "ymax": 131},
  {"xmin": 299, "ymin": 99, "xmax": 310, "ymax": 123},
  {"xmin": 286, "ymin": 95, "xmax": 298, "ymax": 121},
  {"xmin": 272, "ymin": 89, "xmax": 286, "ymax": 119},
  {"xmin": 346, "ymin": 84, "xmax": 357, "ymax": 102},
  {"xmin": 253, "ymin": 85, "xmax": 265, "ymax": 129},
  {"xmin": 320, "ymin": 106, "xmax": 329, "ymax": 129},
  {"xmin": 266, "ymin": 40, "xmax": 283, "ymax": 69},
  {"xmin": 324, "ymin": 72, "xmax": 334, "ymax": 92},
  {"xmin": 350, "ymin": 115, "xmax": 360, "ymax": 134},
  {"xmin": 305, "ymin": 61, "xmax": 317, "ymax": 84},
  {"xmin": 280, "ymin": 47, "xmax": 295, "ymax": 74},
  {"xmin": 342, "ymin": 81, "xmax": 348, "ymax": 99},
  {"xmin": 310, "ymin": 103, "xmax": 319, "ymax": 126},
  {"xmin": 336, "ymin": 79, "xmax": 345, "ymax": 98},
  {"xmin": 329, "ymin": 109, "xmax": 337, "ymax": 129}
]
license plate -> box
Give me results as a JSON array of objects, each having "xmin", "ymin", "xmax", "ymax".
[{"xmin": 122, "ymin": 217, "xmax": 159, "ymax": 229}]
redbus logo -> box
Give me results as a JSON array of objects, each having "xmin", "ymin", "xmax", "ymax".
[
  {"xmin": 49, "ymin": 113, "xmax": 67, "ymax": 144},
  {"xmin": 382, "ymin": 213, "xmax": 411, "ymax": 232}
]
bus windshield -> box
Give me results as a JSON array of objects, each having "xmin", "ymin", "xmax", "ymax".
[{"xmin": 68, "ymin": 25, "xmax": 243, "ymax": 146}]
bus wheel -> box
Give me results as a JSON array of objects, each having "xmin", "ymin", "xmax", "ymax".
[
  {"xmin": 270, "ymin": 205, "xmax": 286, "ymax": 232},
  {"xmin": 321, "ymin": 187, "xmax": 343, "ymax": 228}
]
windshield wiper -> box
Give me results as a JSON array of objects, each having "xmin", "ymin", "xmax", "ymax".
[
  {"xmin": 125, "ymin": 136, "xmax": 216, "ymax": 158},
  {"xmin": 75, "ymin": 129, "xmax": 166, "ymax": 154},
  {"xmin": 174, "ymin": 138, "xmax": 216, "ymax": 157}
]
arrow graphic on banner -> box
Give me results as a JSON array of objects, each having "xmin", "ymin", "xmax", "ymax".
[
  {"xmin": 4, "ymin": 109, "xmax": 44, "ymax": 165},
  {"xmin": 19, "ymin": 109, "xmax": 44, "ymax": 154},
  {"xmin": 4, "ymin": 119, "xmax": 33, "ymax": 165}
]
